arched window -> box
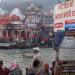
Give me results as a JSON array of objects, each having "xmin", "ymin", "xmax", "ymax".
[
  {"xmin": 8, "ymin": 31, "xmax": 11, "ymax": 37},
  {"xmin": 14, "ymin": 31, "xmax": 19, "ymax": 37},
  {"xmin": 21, "ymin": 31, "xmax": 25, "ymax": 37},
  {"xmin": 3, "ymin": 31, "xmax": 7, "ymax": 37}
]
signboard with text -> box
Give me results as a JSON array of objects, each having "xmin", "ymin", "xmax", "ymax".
[
  {"xmin": 54, "ymin": 0, "xmax": 75, "ymax": 32},
  {"xmin": 65, "ymin": 19, "xmax": 75, "ymax": 31}
]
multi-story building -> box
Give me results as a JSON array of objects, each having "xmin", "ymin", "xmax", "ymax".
[
  {"xmin": 25, "ymin": 3, "xmax": 43, "ymax": 39},
  {"xmin": 0, "ymin": 15, "xmax": 20, "ymax": 41},
  {"xmin": 24, "ymin": 4, "xmax": 54, "ymax": 47}
]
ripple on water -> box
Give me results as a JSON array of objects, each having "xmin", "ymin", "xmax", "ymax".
[{"xmin": 0, "ymin": 48, "xmax": 56, "ymax": 75}]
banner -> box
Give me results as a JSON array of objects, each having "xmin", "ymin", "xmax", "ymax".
[{"xmin": 54, "ymin": 0, "xmax": 75, "ymax": 32}]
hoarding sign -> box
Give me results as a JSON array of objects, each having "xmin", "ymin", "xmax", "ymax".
[
  {"xmin": 65, "ymin": 19, "xmax": 75, "ymax": 31},
  {"xmin": 54, "ymin": 23, "xmax": 64, "ymax": 31},
  {"xmin": 54, "ymin": 0, "xmax": 75, "ymax": 32},
  {"xmin": 65, "ymin": 23, "xmax": 75, "ymax": 31}
]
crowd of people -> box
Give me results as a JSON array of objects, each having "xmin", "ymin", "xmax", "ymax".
[
  {"xmin": 0, "ymin": 47, "xmax": 63, "ymax": 75},
  {"xmin": 28, "ymin": 47, "xmax": 63, "ymax": 75},
  {"xmin": 0, "ymin": 60, "xmax": 22, "ymax": 75}
]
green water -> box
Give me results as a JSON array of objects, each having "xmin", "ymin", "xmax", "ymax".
[{"xmin": 0, "ymin": 48, "xmax": 56, "ymax": 75}]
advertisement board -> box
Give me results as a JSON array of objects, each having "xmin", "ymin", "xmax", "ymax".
[
  {"xmin": 54, "ymin": 0, "xmax": 75, "ymax": 32},
  {"xmin": 54, "ymin": 1, "xmax": 75, "ymax": 73},
  {"xmin": 65, "ymin": 19, "xmax": 75, "ymax": 31}
]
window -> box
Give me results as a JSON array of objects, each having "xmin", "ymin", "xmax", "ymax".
[{"xmin": 3, "ymin": 31, "xmax": 6, "ymax": 37}]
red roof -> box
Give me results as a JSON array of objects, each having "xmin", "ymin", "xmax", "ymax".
[
  {"xmin": 0, "ymin": 16, "xmax": 11, "ymax": 25},
  {"xmin": 0, "ymin": 15, "xmax": 20, "ymax": 25},
  {"xmin": 11, "ymin": 15, "xmax": 20, "ymax": 21}
]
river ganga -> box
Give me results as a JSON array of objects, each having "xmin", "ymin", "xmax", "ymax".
[{"xmin": 0, "ymin": 48, "xmax": 56, "ymax": 75}]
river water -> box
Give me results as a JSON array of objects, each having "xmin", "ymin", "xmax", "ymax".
[{"xmin": 0, "ymin": 48, "xmax": 56, "ymax": 75}]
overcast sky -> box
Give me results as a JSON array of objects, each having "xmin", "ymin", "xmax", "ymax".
[
  {"xmin": 0, "ymin": 0, "xmax": 65, "ymax": 4},
  {"xmin": 0, "ymin": 0, "xmax": 32, "ymax": 3},
  {"xmin": 0, "ymin": 0, "xmax": 65, "ymax": 11}
]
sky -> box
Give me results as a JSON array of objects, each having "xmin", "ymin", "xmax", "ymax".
[
  {"xmin": 0, "ymin": 0, "xmax": 65, "ymax": 4},
  {"xmin": 0, "ymin": 0, "xmax": 65, "ymax": 11}
]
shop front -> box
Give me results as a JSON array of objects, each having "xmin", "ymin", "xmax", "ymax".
[{"xmin": 53, "ymin": 0, "xmax": 75, "ymax": 75}]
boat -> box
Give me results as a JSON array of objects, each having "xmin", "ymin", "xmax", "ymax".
[
  {"xmin": 0, "ymin": 42, "xmax": 11, "ymax": 49},
  {"xmin": 0, "ymin": 38, "xmax": 17, "ymax": 49},
  {"xmin": 10, "ymin": 40, "xmax": 38, "ymax": 49}
]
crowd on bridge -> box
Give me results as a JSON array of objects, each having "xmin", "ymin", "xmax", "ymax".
[{"xmin": 0, "ymin": 47, "xmax": 63, "ymax": 75}]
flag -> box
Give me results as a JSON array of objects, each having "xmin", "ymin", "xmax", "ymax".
[{"xmin": 54, "ymin": 31, "xmax": 65, "ymax": 46}]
